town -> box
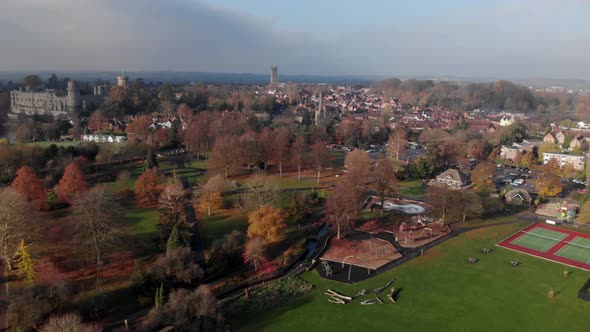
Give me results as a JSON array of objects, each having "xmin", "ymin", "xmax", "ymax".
[{"xmin": 1, "ymin": 1, "xmax": 590, "ymax": 332}]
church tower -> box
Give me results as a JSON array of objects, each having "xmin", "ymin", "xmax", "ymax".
[
  {"xmin": 315, "ymin": 91, "xmax": 323, "ymax": 126},
  {"xmin": 66, "ymin": 81, "xmax": 81, "ymax": 113}
]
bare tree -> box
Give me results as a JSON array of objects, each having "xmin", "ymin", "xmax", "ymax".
[
  {"xmin": 236, "ymin": 174, "xmax": 278, "ymax": 210},
  {"xmin": 41, "ymin": 313, "xmax": 101, "ymax": 332},
  {"xmin": 272, "ymin": 127, "xmax": 291, "ymax": 177},
  {"xmin": 291, "ymin": 135, "xmax": 306, "ymax": 180},
  {"xmin": 371, "ymin": 159, "xmax": 399, "ymax": 216},
  {"xmin": 311, "ymin": 140, "xmax": 330, "ymax": 184},
  {"xmin": 72, "ymin": 185, "xmax": 120, "ymax": 267},
  {"xmin": 209, "ymin": 135, "xmax": 239, "ymax": 178},
  {"xmin": 388, "ymin": 127, "xmax": 408, "ymax": 161}
]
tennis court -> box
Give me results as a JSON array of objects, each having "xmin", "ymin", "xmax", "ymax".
[
  {"xmin": 497, "ymin": 223, "xmax": 590, "ymax": 271},
  {"xmin": 555, "ymin": 237, "xmax": 590, "ymax": 264}
]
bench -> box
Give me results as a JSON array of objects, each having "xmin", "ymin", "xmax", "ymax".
[
  {"xmin": 511, "ymin": 260, "xmax": 520, "ymax": 267},
  {"xmin": 467, "ymin": 257, "xmax": 479, "ymax": 263},
  {"xmin": 482, "ymin": 248, "xmax": 492, "ymax": 254}
]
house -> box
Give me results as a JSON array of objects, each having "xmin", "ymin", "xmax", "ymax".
[
  {"xmin": 505, "ymin": 188, "xmax": 532, "ymax": 205},
  {"xmin": 543, "ymin": 133, "xmax": 557, "ymax": 144},
  {"xmin": 569, "ymin": 136, "xmax": 584, "ymax": 150},
  {"xmin": 500, "ymin": 116, "xmax": 515, "ymax": 127},
  {"xmin": 555, "ymin": 131, "xmax": 566, "ymax": 145},
  {"xmin": 542, "ymin": 152, "xmax": 586, "ymax": 171},
  {"xmin": 500, "ymin": 145, "xmax": 523, "ymax": 161},
  {"xmin": 430, "ymin": 169, "xmax": 470, "ymax": 189}
]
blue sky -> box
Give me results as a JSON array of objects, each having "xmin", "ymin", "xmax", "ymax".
[{"xmin": 1, "ymin": 0, "xmax": 589, "ymax": 79}]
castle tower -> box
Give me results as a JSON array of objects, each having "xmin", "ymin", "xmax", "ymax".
[
  {"xmin": 270, "ymin": 66, "xmax": 278, "ymax": 85},
  {"xmin": 66, "ymin": 81, "xmax": 81, "ymax": 112},
  {"xmin": 117, "ymin": 75, "xmax": 128, "ymax": 87}
]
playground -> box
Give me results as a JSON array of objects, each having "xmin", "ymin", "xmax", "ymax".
[
  {"xmin": 356, "ymin": 216, "xmax": 451, "ymax": 248},
  {"xmin": 535, "ymin": 200, "xmax": 578, "ymax": 222},
  {"xmin": 321, "ymin": 235, "xmax": 402, "ymax": 270},
  {"xmin": 497, "ymin": 223, "xmax": 590, "ymax": 271}
]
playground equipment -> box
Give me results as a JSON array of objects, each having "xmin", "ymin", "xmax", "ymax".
[
  {"xmin": 325, "ymin": 289, "xmax": 352, "ymax": 304},
  {"xmin": 321, "ymin": 260, "xmax": 333, "ymax": 277},
  {"xmin": 419, "ymin": 227, "xmax": 433, "ymax": 238},
  {"xmin": 556, "ymin": 201, "xmax": 577, "ymax": 222}
]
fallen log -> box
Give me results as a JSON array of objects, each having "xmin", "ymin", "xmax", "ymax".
[
  {"xmin": 360, "ymin": 299, "xmax": 375, "ymax": 305},
  {"xmin": 375, "ymin": 296, "xmax": 384, "ymax": 304},
  {"xmin": 328, "ymin": 297, "xmax": 346, "ymax": 304},
  {"xmin": 387, "ymin": 288, "xmax": 397, "ymax": 303},
  {"xmin": 326, "ymin": 289, "xmax": 352, "ymax": 301}
]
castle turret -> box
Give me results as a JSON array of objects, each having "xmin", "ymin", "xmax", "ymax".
[
  {"xmin": 66, "ymin": 81, "xmax": 81, "ymax": 112},
  {"xmin": 117, "ymin": 75, "xmax": 128, "ymax": 87}
]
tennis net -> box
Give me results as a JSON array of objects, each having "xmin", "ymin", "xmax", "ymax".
[{"xmin": 520, "ymin": 230, "xmax": 565, "ymax": 244}]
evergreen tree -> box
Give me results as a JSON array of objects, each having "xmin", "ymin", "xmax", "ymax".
[
  {"xmin": 143, "ymin": 150, "xmax": 159, "ymax": 172},
  {"xmin": 166, "ymin": 224, "xmax": 182, "ymax": 255},
  {"xmin": 155, "ymin": 283, "xmax": 165, "ymax": 308},
  {"xmin": 14, "ymin": 240, "xmax": 36, "ymax": 285}
]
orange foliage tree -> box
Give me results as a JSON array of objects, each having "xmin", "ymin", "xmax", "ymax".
[
  {"xmin": 247, "ymin": 205, "xmax": 287, "ymax": 243},
  {"xmin": 57, "ymin": 163, "xmax": 88, "ymax": 203},
  {"xmin": 11, "ymin": 165, "xmax": 46, "ymax": 210},
  {"xmin": 135, "ymin": 167, "xmax": 165, "ymax": 204}
]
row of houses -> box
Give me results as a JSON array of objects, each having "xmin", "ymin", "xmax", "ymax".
[{"xmin": 82, "ymin": 133, "xmax": 127, "ymax": 143}]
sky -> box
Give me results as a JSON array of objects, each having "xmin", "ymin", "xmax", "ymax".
[{"xmin": 1, "ymin": 0, "xmax": 589, "ymax": 79}]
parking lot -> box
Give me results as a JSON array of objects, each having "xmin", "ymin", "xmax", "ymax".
[{"xmin": 494, "ymin": 164, "xmax": 586, "ymax": 197}]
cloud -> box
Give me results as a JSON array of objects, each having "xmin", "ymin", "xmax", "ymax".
[{"xmin": 0, "ymin": 0, "xmax": 340, "ymax": 74}]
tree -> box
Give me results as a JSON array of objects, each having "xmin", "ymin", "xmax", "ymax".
[
  {"xmin": 206, "ymin": 230, "xmax": 245, "ymax": 273},
  {"xmin": 126, "ymin": 115, "xmax": 152, "ymax": 143},
  {"xmin": 143, "ymin": 286, "xmax": 223, "ymax": 332},
  {"xmin": 11, "ymin": 165, "xmax": 46, "ymax": 210},
  {"xmin": 13, "ymin": 239, "xmax": 36, "ymax": 285},
  {"xmin": 209, "ymin": 135, "xmax": 238, "ymax": 178},
  {"xmin": 371, "ymin": 159, "xmax": 399, "ymax": 216},
  {"xmin": 135, "ymin": 167, "xmax": 165, "ymax": 204},
  {"xmin": 471, "ymin": 162, "xmax": 496, "ymax": 193},
  {"xmin": 0, "ymin": 189, "xmax": 35, "ymax": 273},
  {"xmin": 388, "ymin": 127, "xmax": 408, "ymax": 160},
  {"xmin": 345, "ymin": 149, "xmax": 371, "ymax": 178},
  {"xmin": 143, "ymin": 149, "xmax": 159, "ymax": 172},
  {"xmin": 158, "ymin": 180, "xmax": 188, "ymax": 237},
  {"xmin": 576, "ymin": 200, "xmax": 590, "ymax": 224},
  {"xmin": 149, "ymin": 247, "xmax": 204, "ymax": 285},
  {"xmin": 326, "ymin": 174, "xmax": 363, "ymax": 239},
  {"xmin": 40, "ymin": 313, "xmax": 101, "ymax": 332},
  {"xmin": 459, "ymin": 191, "xmax": 484, "ymax": 222},
  {"xmin": 247, "ymin": 205, "xmax": 287, "ymax": 243},
  {"xmin": 166, "ymin": 224, "xmax": 182, "ymax": 254},
  {"xmin": 72, "ymin": 186, "xmax": 120, "ymax": 267},
  {"xmin": 23, "ymin": 74, "xmax": 42, "ymax": 90},
  {"xmin": 199, "ymin": 191, "xmax": 222, "ymax": 216},
  {"xmin": 538, "ymin": 142, "xmax": 562, "ymax": 160},
  {"xmin": 238, "ymin": 174, "xmax": 279, "ymax": 210},
  {"xmin": 292, "ymin": 135, "xmax": 306, "ymax": 180},
  {"xmin": 88, "ymin": 110, "xmax": 108, "ymax": 132},
  {"xmin": 536, "ymin": 172, "xmax": 562, "ymax": 198},
  {"xmin": 287, "ymin": 192, "xmax": 305, "ymax": 224},
  {"xmin": 427, "ymin": 187, "xmax": 461, "ymax": 225},
  {"xmin": 272, "ymin": 127, "xmax": 291, "ymax": 177},
  {"xmin": 311, "ymin": 140, "xmax": 330, "ymax": 184},
  {"xmin": 57, "ymin": 162, "xmax": 88, "ymax": 203},
  {"xmin": 243, "ymin": 237, "xmax": 268, "ymax": 271}
]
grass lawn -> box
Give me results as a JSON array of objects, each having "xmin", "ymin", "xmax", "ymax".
[
  {"xmin": 200, "ymin": 211, "xmax": 248, "ymax": 245},
  {"xmin": 20, "ymin": 140, "xmax": 81, "ymax": 148},
  {"xmin": 120, "ymin": 207, "xmax": 159, "ymax": 255},
  {"xmin": 238, "ymin": 219, "xmax": 590, "ymax": 332},
  {"xmin": 399, "ymin": 180, "xmax": 426, "ymax": 199}
]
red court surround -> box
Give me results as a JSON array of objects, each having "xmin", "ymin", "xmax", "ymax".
[{"xmin": 496, "ymin": 223, "xmax": 590, "ymax": 271}]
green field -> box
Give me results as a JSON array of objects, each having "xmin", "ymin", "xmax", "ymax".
[
  {"xmin": 238, "ymin": 220, "xmax": 590, "ymax": 332},
  {"xmin": 556, "ymin": 237, "xmax": 590, "ymax": 264},
  {"xmin": 510, "ymin": 228, "xmax": 568, "ymax": 252},
  {"xmin": 399, "ymin": 180, "xmax": 426, "ymax": 198}
]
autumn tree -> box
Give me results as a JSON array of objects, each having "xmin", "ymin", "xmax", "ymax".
[
  {"xmin": 88, "ymin": 110, "xmax": 108, "ymax": 132},
  {"xmin": 388, "ymin": 127, "xmax": 408, "ymax": 160},
  {"xmin": 536, "ymin": 172, "xmax": 562, "ymax": 198},
  {"xmin": 135, "ymin": 167, "xmax": 165, "ymax": 204},
  {"xmin": 23, "ymin": 74, "xmax": 42, "ymax": 90},
  {"xmin": 459, "ymin": 191, "xmax": 484, "ymax": 222},
  {"xmin": 72, "ymin": 185, "xmax": 120, "ymax": 267},
  {"xmin": 11, "ymin": 165, "xmax": 46, "ymax": 210},
  {"xmin": 427, "ymin": 187, "xmax": 461, "ymax": 225},
  {"xmin": 206, "ymin": 230, "xmax": 245, "ymax": 273},
  {"xmin": 287, "ymin": 192, "xmax": 305, "ymax": 224},
  {"xmin": 326, "ymin": 175, "xmax": 363, "ymax": 239},
  {"xmin": 158, "ymin": 180, "xmax": 188, "ymax": 237},
  {"xmin": 243, "ymin": 237, "xmax": 268, "ymax": 271},
  {"xmin": 471, "ymin": 161, "xmax": 496, "ymax": 193},
  {"xmin": 311, "ymin": 140, "xmax": 330, "ymax": 184},
  {"xmin": 538, "ymin": 142, "xmax": 562, "ymax": 160},
  {"xmin": 13, "ymin": 240, "xmax": 36, "ymax": 285},
  {"xmin": 209, "ymin": 135, "xmax": 239, "ymax": 178},
  {"xmin": 344, "ymin": 149, "xmax": 371, "ymax": 178},
  {"xmin": 57, "ymin": 162, "xmax": 88, "ymax": 203},
  {"xmin": 127, "ymin": 115, "xmax": 152, "ymax": 143},
  {"xmin": 199, "ymin": 191, "xmax": 222, "ymax": 216},
  {"xmin": 292, "ymin": 135, "xmax": 306, "ymax": 180},
  {"xmin": 0, "ymin": 189, "xmax": 36, "ymax": 274},
  {"xmin": 149, "ymin": 247, "xmax": 204, "ymax": 286},
  {"xmin": 576, "ymin": 200, "xmax": 590, "ymax": 224},
  {"xmin": 371, "ymin": 159, "xmax": 399, "ymax": 216},
  {"xmin": 272, "ymin": 127, "xmax": 291, "ymax": 177},
  {"xmin": 247, "ymin": 205, "xmax": 287, "ymax": 243}
]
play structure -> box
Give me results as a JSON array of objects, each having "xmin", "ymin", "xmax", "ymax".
[
  {"xmin": 324, "ymin": 278, "xmax": 398, "ymax": 305},
  {"xmin": 357, "ymin": 216, "xmax": 451, "ymax": 249},
  {"xmin": 363, "ymin": 196, "xmax": 432, "ymax": 215},
  {"xmin": 320, "ymin": 236, "xmax": 402, "ymax": 272}
]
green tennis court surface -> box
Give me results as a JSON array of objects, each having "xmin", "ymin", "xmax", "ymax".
[
  {"xmin": 555, "ymin": 237, "xmax": 590, "ymax": 264},
  {"xmin": 509, "ymin": 228, "xmax": 567, "ymax": 252}
]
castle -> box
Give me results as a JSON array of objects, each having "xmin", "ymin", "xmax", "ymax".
[{"xmin": 10, "ymin": 80, "xmax": 109, "ymax": 117}]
